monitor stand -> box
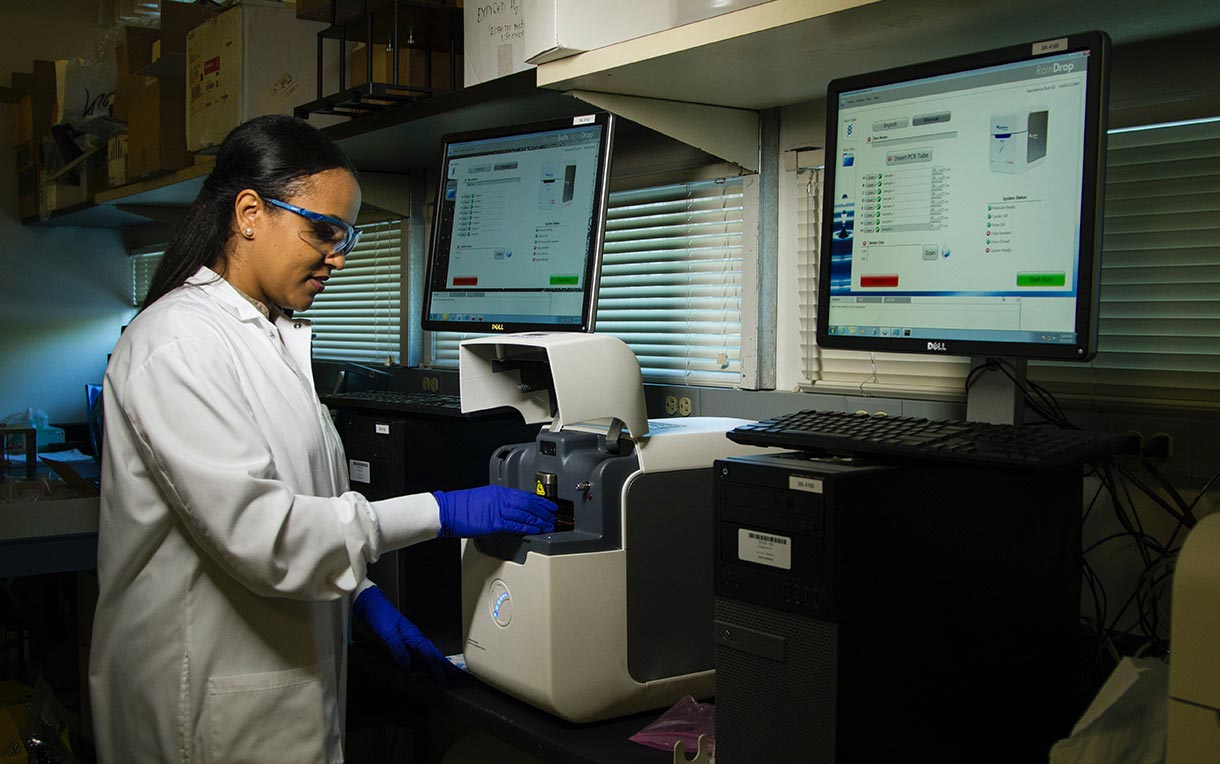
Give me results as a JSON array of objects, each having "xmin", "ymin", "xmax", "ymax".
[{"xmin": 965, "ymin": 357, "xmax": 1027, "ymax": 426}]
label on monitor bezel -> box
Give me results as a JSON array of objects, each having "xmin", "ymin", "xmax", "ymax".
[{"xmin": 1032, "ymin": 37, "xmax": 1069, "ymax": 55}]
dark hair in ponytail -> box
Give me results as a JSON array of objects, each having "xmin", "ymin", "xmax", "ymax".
[{"xmin": 142, "ymin": 115, "xmax": 356, "ymax": 309}]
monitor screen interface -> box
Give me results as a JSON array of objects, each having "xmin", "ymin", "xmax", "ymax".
[
  {"xmin": 818, "ymin": 32, "xmax": 1109, "ymax": 361},
  {"xmin": 422, "ymin": 114, "xmax": 614, "ymax": 333}
]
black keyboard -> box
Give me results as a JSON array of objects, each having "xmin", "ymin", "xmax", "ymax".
[
  {"xmin": 319, "ymin": 390, "xmax": 465, "ymax": 417},
  {"xmin": 727, "ymin": 409, "xmax": 1127, "ymax": 470}
]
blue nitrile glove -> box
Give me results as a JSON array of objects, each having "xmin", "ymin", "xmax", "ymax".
[
  {"xmin": 433, "ymin": 485, "xmax": 558, "ymax": 538},
  {"xmin": 353, "ymin": 585, "xmax": 453, "ymax": 681}
]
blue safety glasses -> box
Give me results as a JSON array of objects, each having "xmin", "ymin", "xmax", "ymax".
[{"xmin": 265, "ymin": 198, "xmax": 362, "ymax": 256}]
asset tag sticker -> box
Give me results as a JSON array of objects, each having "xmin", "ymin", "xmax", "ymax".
[
  {"xmin": 375, "ymin": 423, "xmax": 390, "ymax": 435},
  {"xmin": 1033, "ymin": 37, "xmax": 1068, "ymax": 55},
  {"xmin": 738, "ymin": 528, "xmax": 792, "ymax": 570},
  {"xmin": 349, "ymin": 459, "xmax": 371, "ymax": 484},
  {"xmin": 789, "ymin": 475, "xmax": 823, "ymax": 494},
  {"xmin": 573, "ymin": 114, "xmax": 596, "ymax": 125}
]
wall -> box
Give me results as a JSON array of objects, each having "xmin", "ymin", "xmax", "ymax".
[
  {"xmin": 0, "ymin": 3, "xmax": 136, "ymax": 426},
  {"xmin": 0, "ymin": 102, "xmax": 132, "ymax": 424}
]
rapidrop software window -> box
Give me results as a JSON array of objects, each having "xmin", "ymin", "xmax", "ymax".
[
  {"xmin": 827, "ymin": 52, "xmax": 1091, "ymax": 342},
  {"xmin": 429, "ymin": 125, "xmax": 603, "ymax": 324}
]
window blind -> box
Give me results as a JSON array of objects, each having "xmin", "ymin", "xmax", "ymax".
[
  {"xmin": 298, "ymin": 219, "xmax": 402, "ymax": 364},
  {"xmin": 796, "ymin": 168, "xmax": 971, "ymax": 398},
  {"xmin": 798, "ymin": 117, "xmax": 1220, "ymax": 410},
  {"xmin": 429, "ymin": 177, "xmax": 745, "ymax": 387},
  {"xmin": 131, "ymin": 249, "xmax": 164, "ymax": 308},
  {"xmin": 597, "ymin": 176, "xmax": 743, "ymax": 385},
  {"xmin": 1030, "ymin": 118, "xmax": 1220, "ymax": 410}
]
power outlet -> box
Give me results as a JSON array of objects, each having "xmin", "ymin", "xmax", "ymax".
[
  {"xmin": 679, "ymin": 397, "xmax": 693, "ymax": 416},
  {"xmin": 1143, "ymin": 432, "xmax": 1173, "ymax": 459},
  {"xmin": 664, "ymin": 396, "xmax": 679, "ymax": 415}
]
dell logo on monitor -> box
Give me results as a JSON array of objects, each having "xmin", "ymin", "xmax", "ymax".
[
  {"xmin": 927, "ymin": 341, "xmax": 949, "ymax": 352},
  {"xmin": 491, "ymin": 323, "xmax": 505, "ymax": 331}
]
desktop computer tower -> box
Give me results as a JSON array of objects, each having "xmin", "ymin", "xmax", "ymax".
[
  {"xmin": 334, "ymin": 409, "xmax": 540, "ymax": 654},
  {"xmin": 713, "ymin": 452, "xmax": 1083, "ymax": 763}
]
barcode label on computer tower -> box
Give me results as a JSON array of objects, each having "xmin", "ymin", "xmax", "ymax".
[
  {"xmin": 349, "ymin": 459, "xmax": 371, "ymax": 484},
  {"xmin": 738, "ymin": 528, "xmax": 792, "ymax": 570}
]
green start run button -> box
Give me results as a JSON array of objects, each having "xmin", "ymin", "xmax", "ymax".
[
  {"xmin": 1016, "ymin": 272, "xmax": 1066, "ymax": 287},
  {"xmin": 549, "ymin": 275, "xmax": 580, "ymax": 286}
]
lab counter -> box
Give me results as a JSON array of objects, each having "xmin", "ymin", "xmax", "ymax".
[
  {"xmin": 349, "ymin": 646, "xmax": 681, "ymax": 764},
  {"xmin": 0, "ymin": 496, "xmax": 99, "ymax": 577},
  {"xmin": 0, "ymin": 495, "xmax": 693, "ymax": 762}
]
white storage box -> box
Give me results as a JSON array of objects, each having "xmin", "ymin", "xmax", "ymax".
[
  {"xmin": 522, "ymin": 0, "xmax": 776, "ymax": 65},
  {"xmin": 463, "ymin": 0, "xmax": 533, "ymax": 87},
  {"xmin": 185, "ymin": 0, "xmax": 339, "ymax": 152}
]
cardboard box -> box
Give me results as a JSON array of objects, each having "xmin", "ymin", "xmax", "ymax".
[
  {"xmin": 349, "ymin": 44, "xmax": 460, "ymax": 91},
  {"xmin": 120, "ymin": 25, "xmax": 161, "ymax": 76},
  {"xmin": 127, "ymin": 76, "xmax": 191, "ymax": 179},
  {"xmin": 113, "ymin": 46, "xmax": 132, "ymax": 123},
  {"xmin": 0, "ymin": 681, "xmax": 32, "ymax": 764},
  {"xmin": 523, "ymin": 0, "xmax": 775, "ymax": 64},
  {"xmin": 15, "ymin": 143, "xmax": 38, "ymax": 220},
  {"xmin": 17, "ymin": 171, "xmax": 39, "ymax": 218},
  {"xmin": 9, "ymin": 95, "xmax": 33, "ymax": 147},
  {"xmin": 108, "ymin": 134, "xmax": 129, "ymax": 187},
  {"xmin": 463, "ymin": 0, "xmax": 532, "ymax": 87},
  {"xmin": 350, "ymin": 44, "xmax": 425, "ymax": 89},
  {"xmin": 295, "ymin": 0, "xmax": 332, "ymax": 22},
  {"xmin": 40, "ymin": 148, "xmax": 105, "ymax": 216},
  {"xmin": 186, "ymin": 1, "xmax": 338, "ymax": 152},
  {"xmin": 31, "ymin": 60, "xmax": 59, "ymax": 142},
  {"xmin": 42, "ymin": 176, "xmax": 89, "ymax": 214},
  {"xmin": 112, "ymin": 27, "xmax": 160, "ymax": 124},
  {"xmin": 297, "ymin": 0, "xmax": 393, "ymax": 23},
  {"xmin": 150, "ymin": 0, "xmax": 221, "ymax": 78}
]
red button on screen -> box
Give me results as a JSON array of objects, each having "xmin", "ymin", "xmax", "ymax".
[
  {"xmin": 860, "ymin": 275, "xmax": 899, "ymax": 288},
  {"xmin": 452, "ymin": 277, "xmax": 479, "ymax": 286}
]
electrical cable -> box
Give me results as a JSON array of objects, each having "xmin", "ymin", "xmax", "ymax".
[
  {"xmin": 1185, "ymin": 468, "xmax": 1220, "ymax": 515},
  {"xmin": 1081, "ymin": 477, "xmax": 1106, "ymax": 525},
  {"xmin": 963, "ymin": 359, "xmax": 1212, "ymax": 663}
]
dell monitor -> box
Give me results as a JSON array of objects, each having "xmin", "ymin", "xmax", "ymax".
[
  {"xmin": 421, "ymin": 113, "xmax": 615, "ymax": 334},
  {"xmin": 816, "ymin": 31, "xmax": 1110, "ymax": 364}
]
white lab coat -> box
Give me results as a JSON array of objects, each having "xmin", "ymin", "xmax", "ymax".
[{"xmin": 89, "ymin": 268, "xmax": 434, "ymax": 763}]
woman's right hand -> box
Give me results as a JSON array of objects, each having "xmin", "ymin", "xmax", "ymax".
[{"xmin": 433, "ymin": 485, "xmax": 557, "ymax": 538}]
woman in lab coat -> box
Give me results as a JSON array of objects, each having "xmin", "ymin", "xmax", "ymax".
[{"xmin": 88, "ymin": 115, "xmax": 555, "ymax": 763}]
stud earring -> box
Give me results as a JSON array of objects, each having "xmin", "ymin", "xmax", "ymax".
[{"xmin": 243, "ymin": 227, "xmax": 254, "ymax": 238}]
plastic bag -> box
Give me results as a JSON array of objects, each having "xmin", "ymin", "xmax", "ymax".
[
  {"xmin": 12, "ymin": 678, "xmax": 85, "ymax": 764},
  {"xmin": 629, "ymin": 695, "xmax": 715, "ymax": 758},
  {"xmin": 2, "ymin": 408, "xmax": 50, "ymax": 428},
  {"xmin": 1048, "ymin": 657, "xmax": 1168, "ymax": 764}
]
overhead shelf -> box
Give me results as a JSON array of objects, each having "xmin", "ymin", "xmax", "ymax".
[
  {"xmin": 94, "ymin": 159, "xmax": 212, "ymax": 207},
  {"xmin": 26, "ymin": 74, "xmax": 591, "ymax": 228},
  {"xmin": 535, "ymin": 0, "xmax": 1220, "ymax": 110},
  {"xmin": 22, "ymin": 161, "xmax": 213, "ymax": 229},
  {"xmin": 329, "ymin": 70, "xmax": 597, "ymax": 173},
  {"xmin": 29, "ymin": 160, "xmax": 215, "ymax": 229}
]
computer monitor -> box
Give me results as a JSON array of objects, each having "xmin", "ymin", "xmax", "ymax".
[
  {"xmin": 421, "ymin": 113, "xmax": 615, "ymax": 334},
  {"xmin": 816, "ymin": 31, "xmax": 1110, "ymax": 362},
  {"xmin": 86, "ymin": 383, "xmax": 104, "ymax": 460}
]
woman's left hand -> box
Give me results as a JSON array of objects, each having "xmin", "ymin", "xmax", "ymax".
[{"xmin": 353, "ymin": 585, "xmax": 459, "ymax": 681}]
